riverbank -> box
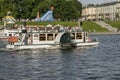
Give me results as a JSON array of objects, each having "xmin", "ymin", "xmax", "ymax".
[{"xmin": 89, "ymin": 32, "xmax": 120, "ymax": 35}]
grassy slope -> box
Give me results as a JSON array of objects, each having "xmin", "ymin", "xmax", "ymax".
[
  {"xmin": 106, "ymin": 21, "xmax": 120, "ymax": 29},
  {"xmin": 83, "ymin": 21, "xmax": 108, "ymax": 32}
]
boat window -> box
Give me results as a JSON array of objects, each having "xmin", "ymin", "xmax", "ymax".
[
  {"xmin": 22, "ymin": 29, "xmax": 27, "ymax": 33},
  {"xmin": 47, "ymin": 27, "xmax": 52, "ymax": 30},
  {"xmin": 71, "ymin": 33, "xmax": 75, "ymax": 39},
  {"xmin": 28, "ymin": 34, "xmax": 32, "ymax": 39},
  {"xmin": 76, "ymin": 33, "xmax": 82, "ymax": 39},
  {"xmin": 47, "ymin": 34, "xmax": 53, "ymax": 41},
  {"xmin": 9, "ymin": 34, "xmax": 12, "ymax": 36},
  {"xmin": 33, "ymin": 34, "xmax": 39, "ymax": 40},
  {"xmin": 55, "ymin": 33, "xmax": 58, "ymax": 37},
  {"xmin": 39, "ymin": 34, "xmax": 46, "ymax": 41},
  {"xmin": 39, "ymin": 27, "xmax": 45, "ymax": 30},
  {"xmin": 34, "ymin": 34, "xmax": 39, "ymax": 37}
]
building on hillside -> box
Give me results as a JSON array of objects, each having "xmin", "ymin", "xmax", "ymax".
[
  {"xmin": 96, "ymin": 1, "xmax": 120, "ymax": 21},
  {"xmin": 116, "ymin": 1, "xmax": 120, "ymax": 20},
  {"xmin": 82, "ymin": 1, "xmax": 120, "ymax": 21},
  {"xmin": 82, "ymin": 5, "xmax": 96, "ymax": 20}
]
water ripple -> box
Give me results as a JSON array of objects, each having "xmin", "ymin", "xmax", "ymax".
[{"xmin": 0, "ymin": 35, "xmax": 120, "ymax": 80}]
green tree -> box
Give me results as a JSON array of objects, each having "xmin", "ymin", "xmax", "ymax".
[
  {"xmin": 0, "ymin": 0, "xmax": 82, "ymax": 21},
  {"xmin": 37, "ymin": 0, "xmax": 50, "ymax": 16},
  {"xmin": 49, "ymin": 0, "xmax": 82, "ymax": 21}
]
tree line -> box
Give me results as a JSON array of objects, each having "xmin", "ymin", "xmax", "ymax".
[{"xmin": 0, "ymin": 0, "xmax": 82, "ymax": 21}]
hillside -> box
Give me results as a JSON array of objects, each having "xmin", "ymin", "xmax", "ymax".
[{"xmin": 106, "ymin": 21, "xmax": 120, "ymax": 29}]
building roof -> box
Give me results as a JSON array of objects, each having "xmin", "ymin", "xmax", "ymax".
[
  {"xmin": 82, "ymin": 1, "xmax": 120, "ymax": 8},
  {"xmin": 97, "ymin": 1, "xmax": 120, "ymax": 7}
]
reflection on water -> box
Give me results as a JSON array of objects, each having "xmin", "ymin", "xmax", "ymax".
[{"xmin": 0, "ymin": 35, "xmax": 120, "ymax": 80}]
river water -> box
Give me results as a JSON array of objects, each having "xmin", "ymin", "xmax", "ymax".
[{"xmin": 0, "ymin": 34, "xmax": 120, "ymax": 80}]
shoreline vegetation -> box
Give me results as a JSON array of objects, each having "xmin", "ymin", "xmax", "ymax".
[{"xmin": 0, "ymin": 21, "xmax": 120, "ymax": 35}]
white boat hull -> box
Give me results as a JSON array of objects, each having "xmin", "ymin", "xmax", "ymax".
[
  {"xmin": 6, "ymin": 42, "xmax": 99, "ymax": 50},
  {"xmin": 6, "ymin": 44, "xmax": 60, "ymax": 50}
]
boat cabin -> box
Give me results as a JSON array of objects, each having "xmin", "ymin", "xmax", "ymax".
[{"xmin": 9, "ymin": 30, "xmax": 89, "ymax": 46}]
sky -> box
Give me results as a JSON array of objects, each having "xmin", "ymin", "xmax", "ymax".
[{"xmin": 78, "ymin": 0, "xmax": 117, "ymax": 5}]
